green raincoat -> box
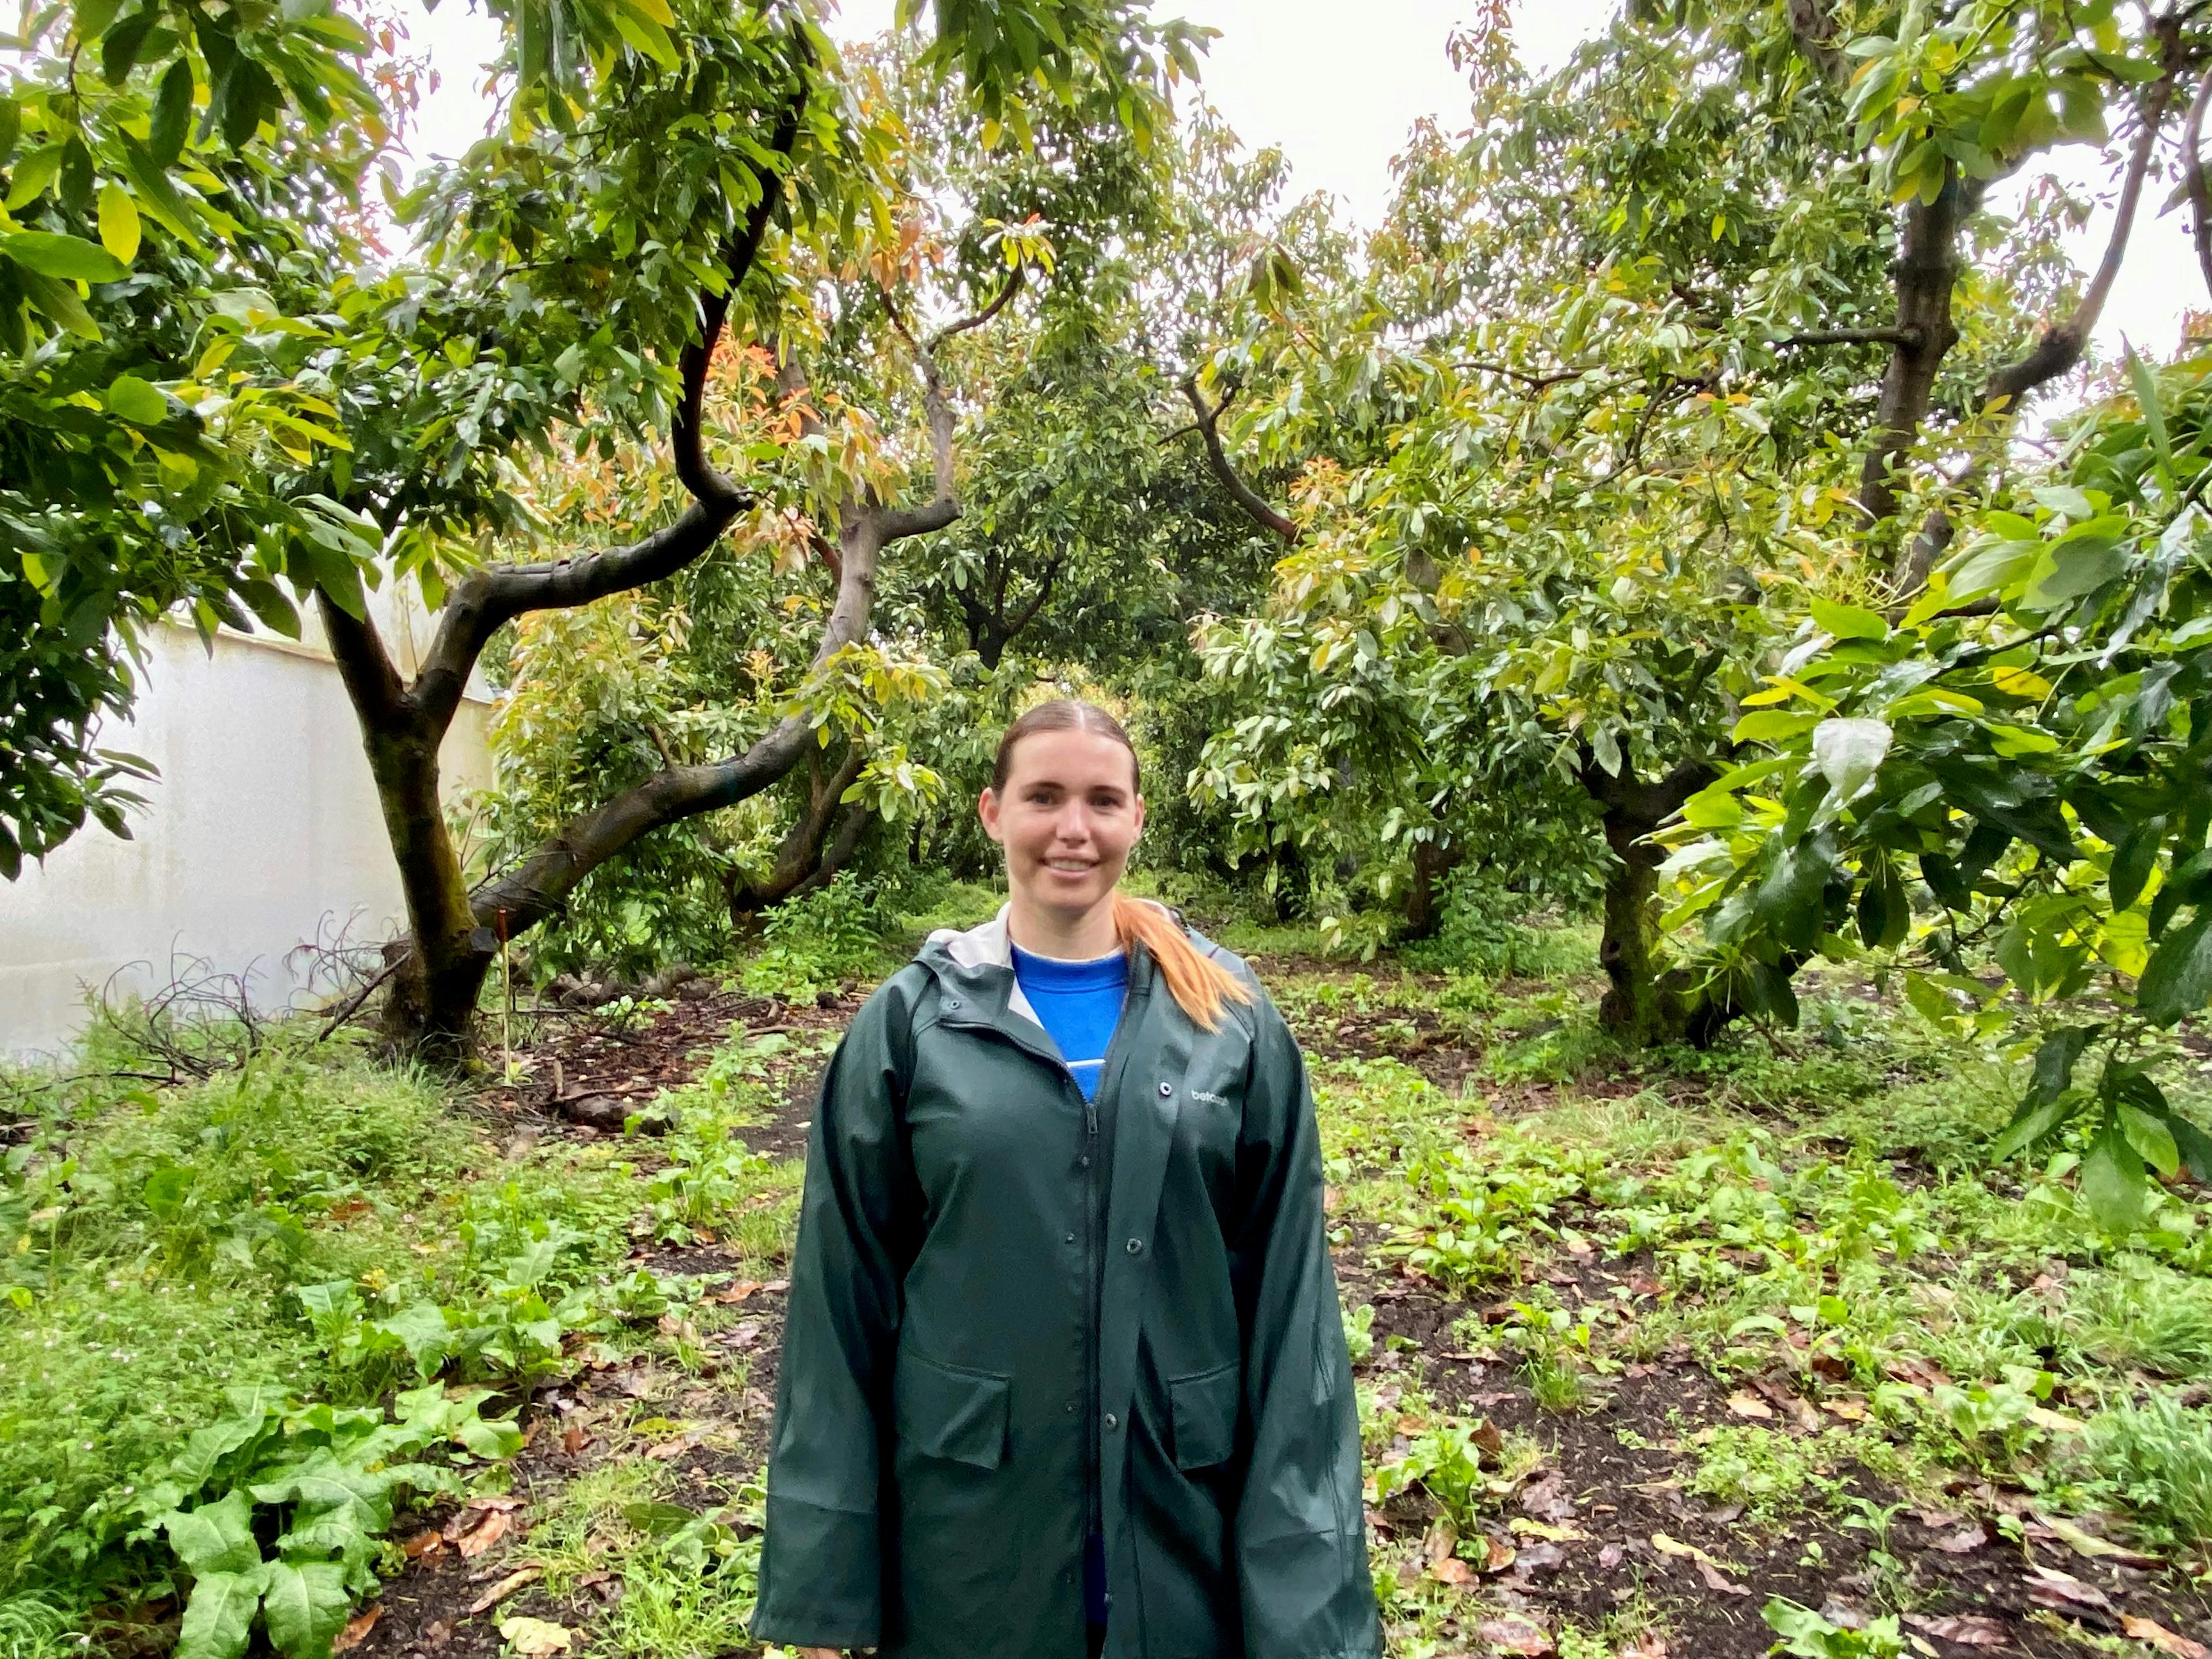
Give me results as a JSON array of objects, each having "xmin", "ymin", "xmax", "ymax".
[{"xmin": 751, "ymin": 908, "xmax": 1379, "ymax": 1659}]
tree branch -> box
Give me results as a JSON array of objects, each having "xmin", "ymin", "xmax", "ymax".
[
  {"xmin": 1179, "ymin": 376, "xmax": 1299, "ymax": 543},
  {"xmin": 2184, "ymin": 69, "xmax": 2212, "ymax": 298},
  {"xmin": 927, "ymin": 262, "xmax": 1026, "ymax": 351},
  {"xmin": 316, "ymin": 591, "xmax": 407, "ymax": 728},
  {"xmin": 675, "ymin": 74, "xmax": 807, "ymax": 507},
  {"xmin": 1780, "ymin": 327, "xmax": 1925, "ymax": 349},
  {"xmin": 1984, "ymin": 55, "xmax": 2178, "ymax": 411},
  {"xmin": 1455, "ymin": 359, "xmax": 1594, "ymax": 391}
]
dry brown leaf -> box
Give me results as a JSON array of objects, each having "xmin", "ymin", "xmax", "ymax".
[
  {"xmin": 1616, "ymin": 1641, "xmax": 1669, "ymax": 1659},
  {"xmin": 1422, "ymin": 1520, "xmax": 1458, "ymax": 1567},
  {"xmin": 1510, "ymin": 1517, "xmax": 1588, "ymax": 1543},
  {"xmin": 402, "ymin": 1529, "xmax": 445, "ymax": 1560},
  {"xmin": 1695, "ymin": 1559, "xmax": 1751, "ymax": 1597},
  {"xmin": 1428, "ymin": 1555, "xmax": 1475, "ymax": 1586},
  {"xmin": 708, "ymin": 1280, "xmax": 763, "ymax": 1305},
  {"xmin": 1821, "ymin": 1398, "xmax": 1869, "ymax": 1422},
  {"xmin": 1650, "ymin": 1533, "xmax": 1706, "ymax": 1562},
  {"xmin": 560, "ymin": 1425, "xmax": 588, "ymax": 1457},
  {"xmin": 1725, "ymin": 1392, "xmax": 1774, "ymax": 1420},
  {"xmin": 1520, "ymin": 1471, "xmax": 1576, "ymax": 1521},
  {"xmin": 332, "ymin": 1608, "xmax": 381, "ymax": 1652},
  {"xmin": 454, "ymin": 1511, "xmax": 511, "ymax": 1559},
  {"xmin": 1903, "ymin": 1613, "xmax": 2008, "ymax": 1647},
  {"xmin": 2121, "ymin": 1616, "xmax": 2211, "ymax": 1659},
  {"xmin": 1932, "ymin": 1524, "xmax": 1988, "ymax": 1554},
  {"xmin": 497, "ymin": 1618, "xmax": 571, "ymax": 1656},
  {"xmin": 1476, "ymin": 1613, "xmax": 1555, "ymax": 1655},
  {"xmin": 643, "ymin": 1437, "xmax": 693, "ymax": 1461},
  {"xmin": 423, "ymin": 1621, "xmax": 451, "ymax": 1650},
  {"xmin": 467, "ymin": 1569, "xmax": 542, "ymax": 1615},
  {"xmin": 1883, "ymin": 1355, "xmax": 1954, "ymax": 1389},
  {"xmin": 2023, "ymin": 1563, "xmax": 2114, "ymax": 1612}
]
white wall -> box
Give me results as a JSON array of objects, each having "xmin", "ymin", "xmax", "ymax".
[{"xmin": 0, "ymin": 601, "xmax": 495, "ymax": 1059}]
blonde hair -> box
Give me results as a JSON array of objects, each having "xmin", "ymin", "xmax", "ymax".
[{"xmin": 993, "ymin": 699, "xmax": 1254, "ymax": 1032}]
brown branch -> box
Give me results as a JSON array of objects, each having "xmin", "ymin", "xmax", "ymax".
[
  {"xmin": 1781, "ymin": 327, "xmax": 1925, "ymax": 349},
  {"xmin": 1984, "ymin": 54, "xmax": 2178, "ymax": 411},
  {"xmin": 1179, "ymin": 376, "xmax": 1299, "ymax": 543},
  {"xmin": 2186, "ymin": 70, "xmax": 2212, "ymax": 298},
  {"xmin": 927, "ymin": 262, "xmax": 1027, "ymax": 351},
  {"xmin": 675, "ymin": 77, "xmax": 808, "ymax": 507},
  {"xmin": 316, "ymin": 592, "xmax": 406, "ymax": 726},
  {"xmin": 1455, "ymin": 359, "xmax": 1594, "ymax": 391}
]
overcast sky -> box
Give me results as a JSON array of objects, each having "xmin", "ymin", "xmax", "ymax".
[{"xmin": 398, "ymin": 0, "xmax": 2203, "ymax": 365}]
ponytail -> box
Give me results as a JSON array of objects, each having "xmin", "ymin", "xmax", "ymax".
[
  {"xmin": 995, "ymin": 698, "xmax": 1255, "ymax": 1031},
  {"xmin": 1112, "ymin": 892, "xmax": 1251, "ymax": 1032}
]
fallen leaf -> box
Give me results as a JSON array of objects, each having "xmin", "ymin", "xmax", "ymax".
[
  {"xmin": 454, "ymin": 1511, "xmax": 511, "ymax": 1558},
  {"xmin": 1473, "ymin": 1535, "xmax": 1517, "ymax": 1574},
  {"xmin": 1914, "ymin": 1507, "xmax": 1964, "ymax": 1530},
  {"xmin": 468, "ymin": 1569, "xmax": 542, "ymax": 1615},
  {"xmin": 1725, "ymin": 1391, "xmax": 1774, "ymax": 1420},
  {"xmin": 1884, "ymin": 1355, "xmax": 1954, "ymax": 1389},
  {"xmin": 1512, "ymin": 1540, "xmax": 1567, "ymax": 1575},
  {"xmin": 1650, "ymin": 1533, "xmax": 1705, "ymax": 1561},
  {"xmin": 1597, "ymin": 1542, "xmax": 1625, "ymax": 1570},
  {"xmin": 1476, "ymin": 1613, "xmax": 1554, "ymax": 1655},
  {"xmin": 2122, "ymin": 1616, "xmax": 2211, "ymax": 1659},
  {"xmin": 2026, "ymin": 1405, "xmax": 2085, "ymax": 1436},
  {"xmin": 1695, "ymin": 1559, "xmax": 1751, "ymax": 1597},
  {"xmin": 498, "ymin": 1618, "xmax": 572, "ymax": 1656},
  {"xmin": 1471, "ymin": 1418, "xmax": 1506, "ymax": 1458},
  {"xmin": 1423, "ymin": 1520, "xmax": 1458, "ymax": 1567},
  {"xmin": 2023, "ymin": 1563, "xmax": 2114, "ymax": 1613},
  {"xmin": 2033, "ymin": 1510, "xmax": 2159, "ymax": 1565},
  {"xmin": 761, "ymin": 1279, "xmax": 790, "ymax": 1294},
  {"xmin": 1617, "ymin": 1642, "xmax": 1669, "ymax": 1659},
  {"xmin": 332, "ymin": 1608, "xmax": 380, "ymax": 1652},
  {"xmin": 1520, "ymin": 1471, "xmax": 1577, "ymax": 1521},
  {"xmin": 1510, "ymin": 1517, "xmax": 1588, "ymax": 1542},
  {"xmin": 644, "ymin": 1436, "xmax": 694, "ymax": 1461},
  {"xmin": 424, "ymin": 1622, "xmax": 450, "ymax": 1650},
  {"xmin": 402, "ymin": 1529, "xmax": 445, "ymax": 1560},
  {"xmin": 561, "ymin": 1425, "xmax": 588, "ymax": 1456},
  {"xmin": 1903, "ymin": 1613, "xmax": 2008, "ymax": 1647},
  {"xmin": 1429, "ymin": 1555, "xmax": 1475, "ymax": 1586},
  {"xmin": 708, "ymin": 1280, "xmax": 763, "ymax": 1304},
  {"xmin": 1932, "ymin": 1524, "xmax": 1988, "ymax": 1554},
  {"xmin": 1821, "ymin": 1397, "xmax": 1869, "ymax": 1422},
  {"xmin": 1627, "ymin": 1273, "xmax": 1663, "ymax": 1297}
]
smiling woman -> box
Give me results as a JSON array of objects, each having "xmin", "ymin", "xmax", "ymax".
[{"xmin": 752, "ymin": 699, "xmax": 1378, "ymax": 1659}]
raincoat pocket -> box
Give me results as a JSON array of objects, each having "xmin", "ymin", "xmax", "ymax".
[
  {"xmin": 1168, "ymin": 1359, "xmax": 1241, "ymax": 1470},
  {"xmin": 895, "ymin": 1347, "xmax": 1010, "ymax": 1470}
]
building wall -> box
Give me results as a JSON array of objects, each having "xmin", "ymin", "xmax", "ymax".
[{"xmin": 0, "ymin": 609, "xmax": 496, "ymax": 1059}]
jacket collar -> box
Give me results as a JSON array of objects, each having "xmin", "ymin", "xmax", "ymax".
[{"xmin": 927, "ymin": 901, "xmax": 1172, "ymax": 1027}]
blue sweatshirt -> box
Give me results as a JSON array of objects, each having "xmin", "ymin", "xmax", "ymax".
[{"xmin": 1010, "ymin": 944, "xmax": 1129, "ymax": 1102}]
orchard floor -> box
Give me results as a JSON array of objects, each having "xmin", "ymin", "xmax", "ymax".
[{"xmin": 349, "ymin": 949, "xmax": 2212, "ymax": 1659}]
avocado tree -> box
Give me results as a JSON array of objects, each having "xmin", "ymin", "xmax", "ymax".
[
  {"xmin": 1660, "ymin": 351, "xmax": 2212, "ymax": 1226},
  {"xmin": 0, "ymin": 0, "xmax": 391, "ymax": 874}
]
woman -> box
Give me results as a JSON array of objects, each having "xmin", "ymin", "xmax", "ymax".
[{"xmin": 751, "ymin": 700, "xmax": 1378, "ymax": 1659}]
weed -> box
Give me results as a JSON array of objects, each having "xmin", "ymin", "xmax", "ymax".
[
  {"xmin": 2080, "ymin": 1394, "xmax": 2212, "ymax": 1548},
  {"xmin": 2067, "ymin": 1257, "xmax": 2212, "ymax": 1378},
  {"xmin": 1686, "ymin": 1424, "xmax": 1866, "ymax": 1521}
]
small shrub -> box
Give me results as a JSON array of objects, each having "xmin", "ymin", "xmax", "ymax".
[{"xmin": 741, "ymin": 874, "xmax": 893, "ymax": 1002}]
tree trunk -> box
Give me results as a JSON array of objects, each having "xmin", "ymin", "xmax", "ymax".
[
  {"xmin": 1402, "ymin": 836, "xmax": 1454, "ymax": 941},
  {"xmin": 1579, "ymin": 755, "xmax": 1717, "ymax": 1047},
  {"xmin": 726, "ymin": 744, "xmax": 870, "ymax": 923}
]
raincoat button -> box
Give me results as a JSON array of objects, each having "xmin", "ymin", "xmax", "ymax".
[
  {"xmin": 1126, "ymin": 1238, "xmax": 1143, "ymax": 1254},
  {"xmin": 946, "ymin": 997, "xmax": 962, "ymax": 1010},
  {"xmin": 1158, "ymin": 1081, "xmax": 1173, "ymax": 1097},
  {"xmin": 1080, "ymin": 1154, "xmax": 1092, "ymax": 1168},
  {"xmin": 1065, "ymin": 1232, "xmax": 1076, "ymax": 1244},
  {"xmin": 1104, "ymin": 1413, "xmax": 1120, "ymax": 1430}
]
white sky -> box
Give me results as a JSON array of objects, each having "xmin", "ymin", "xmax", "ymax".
[{"xmin": 397, "ymin": 0, "xmax": 2203, "ymax": 363}]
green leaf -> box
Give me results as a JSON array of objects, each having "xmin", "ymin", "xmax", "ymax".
[
  {"xmin": 622, "ymin": 1501, "xmax": 699, "ymax": 1536},
  {"xmin": 2109, "ymin": 815, "xmax": 2165, "ymax": 912},
  {"xmin": 150, "ymin": 59, "xmax": 194, "ymax": 166},
  {"xmin": 1732, "ymin": 709, "xmax": 1821, "ymax": 745},
  {"xmin": 2137, "ymin": 911, "xmax": 2212, "ymax": 1025},
  {"xmin": 2118, "ymin": 1103, "xmax": 2181, "ymax": 1179},
  {"xmin": 2, "ymin": 230, "xmax": 129, "ymax": 282},
  {"xmin": 2128, "ymin": 348, "xmax": 2171, "ymax": 476},
  {"xmin": 164, "ymin": 1489, "xmax": 263, "ymax": 1577},
  {"xmin": 1810, "ymin": 597, "xmax": 1888, "ymax": 641},
  {"xmin": 2080, "ymin": 1114, "xmax": 2149, "ymax": 1232},
  {"xmin": 260, "ymin": 1560, "xmax": 350, "ymax": 1659},
  {"xmin": 98, "ymin": 181, "xmax": 142, "ymax": 263},
  {"xmin": 107, "ymin": 374, "xmax": 169, "ymax": 424},
  {"xmin": 2170, "ymin": 1113, "xmax": 2212, "ymax": 1184},
  {"xmin": 176, "ymin": 1568, "xmax": 268, "ymax": 1659}
]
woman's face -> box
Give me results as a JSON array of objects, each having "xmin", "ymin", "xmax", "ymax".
[{"xmin": 980, "ymin": 729, "xmax": 1145, "ymax": 921}]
